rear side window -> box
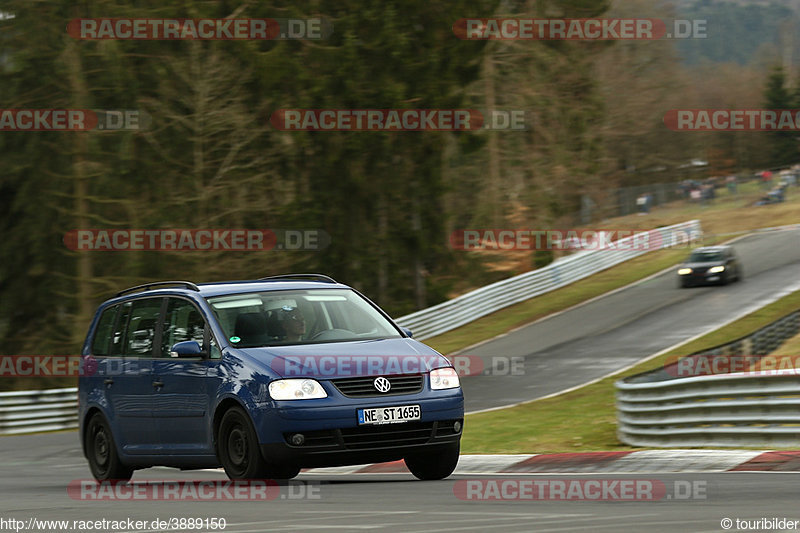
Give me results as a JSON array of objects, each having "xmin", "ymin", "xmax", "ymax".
[
  {"xmin": 122, "ymin": 298, "xmax": 163, "ymax": 357},
  {"xmin": 91, "ymin": 305, "xmax": 118, "ymax": 356}
]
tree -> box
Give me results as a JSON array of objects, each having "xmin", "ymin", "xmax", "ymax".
[{"xmin": 764, "ymin": 66, "xmax": 797, "ymax": 166}]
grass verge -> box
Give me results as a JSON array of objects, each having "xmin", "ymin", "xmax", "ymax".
[{"xmin": 461, "ymin": 289, "xmax": 800, "ymax": 454}]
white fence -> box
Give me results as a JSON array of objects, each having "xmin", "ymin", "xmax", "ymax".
[
  {"xmin": 617, "ymin": 370, "xmax": 800, "ymax": 447},
  {"xmin": 396, "ymin": 220, "xmax": 702, "ymax": 339},
  {"xmin": 0, "ymin": 387, "xmax": 78, "ymax": 435},
  {"xmin": 616, "ymin": 310, "xmax": 800, "ymax": 447}
]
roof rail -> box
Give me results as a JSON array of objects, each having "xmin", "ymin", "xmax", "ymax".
[
  {"xmin": 258, "ymin": 274, "xmax": 338, "ymax": 284},
  {"xmin": 116, "ymin": 281, "xmax": 200, "ymax": 297}
]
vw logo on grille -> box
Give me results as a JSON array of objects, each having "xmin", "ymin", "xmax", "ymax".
[{"xmin": 373, "ymin": 376, "xmax": 391, "ymax": 393}]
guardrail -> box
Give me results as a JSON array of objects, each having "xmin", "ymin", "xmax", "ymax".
[
  {"xmin": 0, "ymin": 387, "xmax": 78, "ymax": 435},
  {"xmin": 617, "ymin": 311, "xmax": 800, "ymax": 447},
  {"xmin": 617, "ymin": 370, "xmax": 800, "ymax": 448},
  {"xmin": 396, "ymin": 219, "xmax": 702, "ymax": 340}
]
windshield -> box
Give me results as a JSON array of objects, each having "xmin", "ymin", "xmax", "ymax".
[
  {"xmin": 207, "ymin": 289, "xmax": 403, "ymax": 347},
  {"xmin": 688, "ymin": 250, "xmax": 724, "ymax": 262}
]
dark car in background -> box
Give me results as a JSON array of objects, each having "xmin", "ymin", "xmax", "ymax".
[
  {"xmin": 78, "ymin": 275, "xmax": 463, "ymax": 482},
  {"xmin": 677, "ymin": 245, "xmax": 742, "ymax": 287}
]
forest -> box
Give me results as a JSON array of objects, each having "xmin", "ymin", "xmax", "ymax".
[{"xmin": 0, "ymin": 0, "xmax": 797, "ymax": 358}]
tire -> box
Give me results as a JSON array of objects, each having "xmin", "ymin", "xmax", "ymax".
[
  {"xmin": 85, "ymin": 413, "xmax": 133, "ymax": 482},
  {"xmin": 405, "ymin": 443, "xmax": 460, "ymax": 480},
  {"xmin": 217, "ymin": 407, "xmax": 300, "ymax": 480}
]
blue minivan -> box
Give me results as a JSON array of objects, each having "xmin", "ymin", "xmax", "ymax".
[{"xmin": 78, "ymin": 275, "xmax": 463, "ymax": 481}]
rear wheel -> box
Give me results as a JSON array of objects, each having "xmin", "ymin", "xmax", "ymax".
[
  {"xmin": 85, "ymin": 413, "xmax": 132, "ymax": 482},
  {"xmin": 405, "ymin": 443, "xmax": 460, "ymax": 480}
]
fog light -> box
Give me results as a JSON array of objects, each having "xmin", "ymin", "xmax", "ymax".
[
  {"xmin": 290, "ymin": 433, "xmax": 305, "ymax": 446},
  {"xmin": 453, "ymin": 421, "xmax": 462, "ymax": 433}
]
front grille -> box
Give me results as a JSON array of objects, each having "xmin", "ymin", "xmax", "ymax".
[
  {"xmin": 340, "ymin": 421, "xmax": 434, "ymax": 449},
  {"xmin": 331, "ymin": 374, "xmax": 424, "ymax": 397},
  {"xmin": 283, "ymin": 420, "xmax": 462, "ymax": 450}
]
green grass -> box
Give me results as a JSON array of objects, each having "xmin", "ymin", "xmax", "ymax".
[
  {"xmin": 461, "ymin": 289, "xmax": 800, "ymax": 454},
  {"xmin": 774, "ymin": 331, "xmax": 800, "ymax": 357}
]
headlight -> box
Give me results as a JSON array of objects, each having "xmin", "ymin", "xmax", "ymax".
[
  {"xmin": 268, "ymin": 379, "xmax": 327, "ymax": 400},
  {"xmin": 678, "ymin": 268, "xmax": 692, "ymax": 275},
  {"xmin": 430, "ymin": 367, "xmax": 460, "ymax": 390},
  {"xmin": 708, "ymin": 265, "xmax": 725, "ymax": 274}
]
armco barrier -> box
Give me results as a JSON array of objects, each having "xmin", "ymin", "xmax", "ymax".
[
  {"xmin": 617, "ymin": 311, "xmax": 800, "ymax": 447},
  {"xmin": 617, "ymin": 370, "xmax": 800, "ymax": 447},
  {"xmin": 0, "ymin": 387, "xmax": 78, "ymax": 435},
  {"xmin": 396, "ymin": 220, "xmax": 702, "ymax": 339}
]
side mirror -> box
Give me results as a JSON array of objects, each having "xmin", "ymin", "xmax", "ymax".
[
  {"xmin": 170, "ymin": 340, "xmax": 204, "ymax": 358},
  {"xmin": 401, "ymin": 327, "xmax": 413, "ymax": 338}
]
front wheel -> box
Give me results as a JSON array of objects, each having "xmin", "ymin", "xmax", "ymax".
[
  {"xmin": 218, "ymin": 407, "xmax": 269, "ymax": 480},
  {"xmin": 405, "ymin": 443, "xmax": 460, "ymax": 480},
  {"xmin": 85, "ymin": 413, "xmax": 132, "ymax": 482},
  {"xmin": 217, "ymin": 407, "xmax": 300, "ymax": 480}
]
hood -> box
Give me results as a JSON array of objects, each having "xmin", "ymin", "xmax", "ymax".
[{"xmin": 237, "ymin": 337, "xmax": 450, "ymax": 379}]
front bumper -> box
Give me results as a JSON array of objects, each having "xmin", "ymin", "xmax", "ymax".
[
  {"xmin": 252, "ymin": 390, "xmax": 464, "ymax": 468},
  {"xmin": 679, "ymin": 271, "xmax": 724, "ymax": 285},
  {"xmin": 260, "ymin": 418, "xmax": 462, "ymax": 468}
]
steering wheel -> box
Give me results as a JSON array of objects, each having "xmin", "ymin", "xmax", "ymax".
[{"xmin": 311, "ymin": 329, "xmax": 355, "ymax": 341}]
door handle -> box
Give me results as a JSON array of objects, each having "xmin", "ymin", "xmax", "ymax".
[
  {"xmin": 152, "ymin": 381, "xmax": 164, "ymax": 388},
  {"xmin": 103, "ymin": 378, "xmax": 114, "ymax": 385}
]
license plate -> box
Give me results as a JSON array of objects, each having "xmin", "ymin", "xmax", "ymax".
[
  {"xmin": 358, "ymin": 405, "xmax": 421, "ymax": 425},
  {"xmin": 707, "ymin": 276, "xmax": 719, "ymax": 281}
]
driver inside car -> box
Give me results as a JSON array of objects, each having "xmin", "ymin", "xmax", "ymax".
[{"xmin": 278, "ymin": 305, "xmax": 306, "ymax": 342}]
